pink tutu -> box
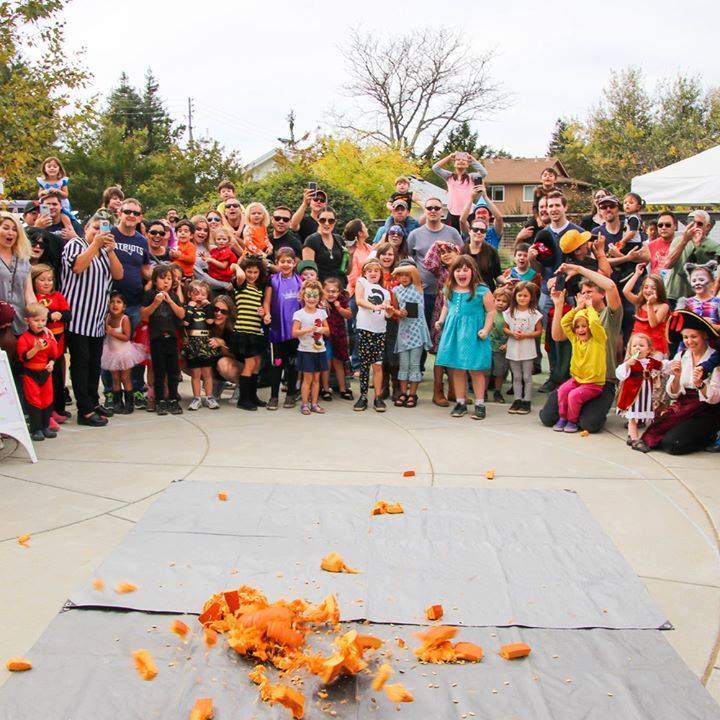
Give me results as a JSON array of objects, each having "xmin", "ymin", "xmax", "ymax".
[{"xmin": 101, "ymin": 335, "xmax": 148, "ymax": 371}]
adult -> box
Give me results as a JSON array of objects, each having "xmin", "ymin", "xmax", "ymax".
[
  {"xmin": 406, "ymin": 198, "xmax": 463, "ymax": 327},
  {"xmin": 301, "ymin": 207, "xmax": 346, "ymax": 283},
  {"xmin": 22, "ymin": 201, "xmax": 64, "ymax": 278},
  {"xmin": 634, "ymin": 312, "xmax": 720, "ymax": 454},
  {"xmin": 596, "ymin": 195, "xmax": 639, "ymax": 294},
  {"xmin": 461, "ymin": 218, "xmax": 502, "ymax": 291},
  {"xmin": 373, "ymin": 200, "xmax": 420, "ymax": 244},
  {"xmin": 209, "ymin": 294, "xmax": 243, "ymax": 396},
  {"xmin": 221, "ymin": 198, "xmax": 245, "ymax": 255},
  {"xmin": 345, "ymin": 219, "xmax": 373, "ymax": 294},
  {"xmin": 205, "ymin": 209, "xmax": 224, "ymax": 239},
  {"xmin": 61, "ymin": 214, "xmax": 124, "ymax": 426},
  {"xmin": 146, "ymin": 220, "xmax": 171, "ymax": 265},
  {"xmin": 268, "ymin": 206, "xmax": 303, "ymax": 260},
  {"xmin": 291, "ymin": 188, "xmax": 328, "ymax": 242},
  {"xmin": 515, "ymin": 195, "xmax": 550, "ymax": 245},
  {"xmin": 165, "ymin": 208, "xmax": 179, "ymax": 228},
  {"xmin": 191, "ymin": 215, "xmax": 233, "ymax": 295},
  {"xmin": 373, "ymin": 224, "xmax": 410, "ymax": 261},
  {"xmin": 625, "ymin": 211, "xmax": 676, "ymax": 281},
  {"xmin": 39, "ymin": 189, "xmax": 85, "ymax": 240},
  {"xmin": 580, "ymin": 188, "xmax": 610, "ymax": 232},
  {"xmin": 0, "ymin": 212, "xmax": 35, "ymax": 361},
  {"xmin": 539, "ymin": 263, "xmax": 623, "ymax": 433},
  {"xmin": 460, "ymin": 186, "xmax": 504, "ymax": 249},
  {"xmin": 108, "ymin": 198, "xmax": 151, "ymax": 405}
]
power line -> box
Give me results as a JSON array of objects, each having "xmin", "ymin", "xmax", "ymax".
[{"xmin": 187, "ymin": 97, "xmax": 194, "ymax": 143}]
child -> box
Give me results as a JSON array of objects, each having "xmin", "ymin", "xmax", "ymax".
[
  {"xmin": 17, "ymin": 303, "xmax": 60, "ymax": 441},
  {"xmin": 387, "ymin": 175, "xmax": 414, "ymax": 212},
  {"xmin": 292, "ymin": 279, "xmax": 330, "ymax": 415},
  {"xmin": 170, "ymin": 220, "xmax": 197, "ymax": 280},
  {"xmin": 101, "ymin": 292, "xmax": 148, "ymax": 414},
  {"xmin": 141, "ymin": 264, "xmax": 185, "ymax": 416},
  {"xmin": 376, "ymin": 242, "xmax": 400, "ymax": 398},
  {"xmin": 532, "ymin": 167, "xmax": 558, "ymax": 212},
  {"xmin": 503, "ymin": 281, "xmax": 543, "ymax": 415},
  {"xmin": 216, "ymin": 179, "xmax": 236, "ymax": 214},
  {"xmin": 553, "ymin": 299, "xmax": 607, "ymax": 433},
  {"xmin": 264, "ymin": 247, "xmax": 302, "ymax": 410},
  {"xmin": 297, "ymin": 260, "xmax": 319, "ymax": 284},
  {"xmin": 391, "ymin": 262, "xmax": 431, "ymax": 408},
  {"xmin": 615, "ymin": 333, "xmax": 666, "ymax": 445},
  {"xmin": 169, "ymin": 263, "xmax": 185, "ymax": 304},
  {"xmin": 435, "ymin": 255, "xmax": 496, "ymax": 420},
  {"xmin": 321, "ymin": 277, "xmax": 352, "ymax": 401},
  {"xmin": 183, "ymin": 280, "xmax": 221, "ymax": 411},
  {"xmin": 206, "ymin": 227, "xmax": 236, "ymax": 284},
  {"xmin": 31, "ymin": 264, "xmax": 71, "ymax": 425},
  {"xmin": 232, "ymin": 256, "xmax": 269, "ymax": 411},
  {"xmin": 490, "ymin": 287, "xmax": 511, "ymax": 403},
  {"xmin": 619, "ymin": 193, "xmax": 645, "ymax": 252},
  {"xmin": 101, "ymin": 186, "xmax": 124, "ymax": 220},
  {"xmin": 500, "ymin": 243, "xmax": 540, "ymax": 287},
  {"xmin": 37, "ymin": 156, "xmax": 73, "ymax": 216},
  {"xmin": 242, "ymin": 202, "xmax": 273, "ymax": 257},
  {"xmin": 622, "ymin": 270, "xmax": 670, "ymax": 357},
  {"xmin": 353, "ymin": 258, "xmax": 393, "ymax": 412},
  {"xmin": 675, "ymin": 261, "xmax": 720, "ymax": 332},
  {"xmin": 432, "ymin": 152, "xmax": 488, "ymax": 230}
]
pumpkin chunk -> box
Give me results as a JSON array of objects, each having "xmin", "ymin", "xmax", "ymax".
[
  {"xmin": 6, "ymin": 657, "xmax": 32, "ymax": 671},
  {"xmin": 499, "ymin": 642, "xmax": 532, "ymax": 660},
  {"xmin": 217, "ymin": 492, "xmax": 228, "ymax": 501},
  {"xmin": 384, "ymin": 683, "xmax": 414, "ymax": 702},
  {"xmin": 414, "ymin": 626, "xmax": 483, "ymax": 664},
  {"xmin": 171, "ymin": 620, "xmax": 190, "ymax": 638},
  {"xmin": 189, "ymin": 697, "xmax": 214, "ymax": 720},
  {"xmin": 425, "ymin": 604, "xmax": 444, "ymax": 621},
  {"xmin": 268, "ymin": 684, "xmax": 305, "ymax": 719},
  {"xmin": 371, "ymin": 501, "xmax": 404, "ymax": 515},
  {"xmin": 203, "ymin": 627, "xmax": 218, "ymax": 647},
  {"xmin": 92, "ymin": 578, "xmax": 104, "ymax": 591},
  {"xmin": 454, "ymin": 642, "xmax": 484, "ymax": 661},
  {"xmin": 116, "ymin": 582, "xmax": 138, "ymax": 594},
  {"xmin": 132, "ymin": 649, "xmax": 158, "ymax": 680},
  {"xmin": 17, "ymin": 534, "xmax": 30, "ymax": 547},
  {"xmin": 371, "ymin": 662, "xmax": 393, "ymax": 691},
  {"xmin": 320, "ymin": 552, "xmax": 359, "ymax": 574}
]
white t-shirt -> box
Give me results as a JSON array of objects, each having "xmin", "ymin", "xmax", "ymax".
[
  {"xmin": 292, "ymin": 307, "xmax": 328, "ymax": 353},
  {"xmin": 502, "ymin": 308, "xmax": 543, "ymax": 361},
  {"xmin": 356, "ymin": 277, "xmax": 390, "ymax": 334}
]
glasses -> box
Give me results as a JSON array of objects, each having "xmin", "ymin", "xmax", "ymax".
[
  {"xmin": 598, "ymin": 204, "xmax": 616, "ymax": 210},
  {"xmin": 425, "ymin": 206, "xmax": 442, "ymax": 212},
  {"xmin": 694, "ymin": 220, "xmax": 705, "ymax": 227},
  {"xmin": 207, "ymin": 216, "xmax": 222, "ymax": 223},
  {"xmin": 312, "ymin": 197, "xmax": 327, "ymax": 203},
  {"xmin": 147, "ymin": 230, "xmax": 164, "ymax": 237},
  {"xmin": 318, "ymin": 218, "xmax": 336, "ymax": 225},
  {"xmin": 273, "ymin": 216, "xmax": 291, "ymax": 222},
  {"xmin": 470, "ymin": 227, "xmax": 487, "ymax": 234},
  {"xmin": 225, "ymin": 203, "xmax": 241, "ymax": 209},
  {"xmin": 121, "ymin": 209, "xmax": 142, "ymax": 217},
  {"xmin": 657, "ymin": 222, "xmax": 674, "ymax": 228},
  {"xmin": 213, "ymin": 307, "xmax": 230, "ymax": 315}
]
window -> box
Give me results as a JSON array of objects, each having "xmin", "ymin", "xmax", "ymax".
[
  {"xmin": 523, "ymin": 184, "xmax": 538, "ymax": 203},
  {"xmin": 487, "ymin": 185, "xmax": 505, "ymax": 202}
]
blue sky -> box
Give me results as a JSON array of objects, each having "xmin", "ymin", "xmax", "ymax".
[{"xmin": 64, "ymin": 0, "xmax": 719, "ymax": 165}]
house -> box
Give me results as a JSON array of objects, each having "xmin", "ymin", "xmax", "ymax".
[
  {"xmin": 480, "ymin": 157, "xmax": 591, "ymax": 215},
  {"xmin": 243, "ymin": 149, "xmax": 284, "ymax": 181}
]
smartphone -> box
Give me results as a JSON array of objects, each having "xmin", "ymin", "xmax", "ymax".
[
  {"xmin": 405, "ymin": 301, "xmax": 419, "ymax": 319},
  {"xmin": 555, "ymin": 272, "xmax": 567, "ymax": 292},
  {"xmin": 99, "ymin": 219, "xmax": 111, "ymax": 234},
  {"xmin": 308, "ymin": 182, "xmax": 317, "ymax": 193},
  {"xmin": 39, "ymin": 204, "xmax": 50, "ymax": 217}
]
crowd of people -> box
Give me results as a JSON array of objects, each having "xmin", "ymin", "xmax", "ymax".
[{"xmin": 0, "ymin": 153, "xmax": 719, "ymax": 455}]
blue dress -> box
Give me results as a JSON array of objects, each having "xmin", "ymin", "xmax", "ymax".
[{"xmin": 436, "ymin": 286, "xmax": 492, "ymax": 371}]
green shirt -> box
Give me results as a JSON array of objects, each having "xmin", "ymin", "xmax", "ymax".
[
  {"xmin": 600, "ymin": 303, "xmax": 623, "ymax": 383},
  {"xmin": 664, "ymin": 234, "xmax": 720, "ymax": 300},
  {"xmin": 490, "ymin": 311, "xmax": 507, "ymax": 353}
]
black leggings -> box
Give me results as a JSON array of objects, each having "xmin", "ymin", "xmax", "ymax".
[
  {"xmin": 357, "ymin": 329, "xmax": 385, "ymax": 396},
  {"xmin": 539, "ymin": 381, "xmax": 616, "ymax": 433},
  {"xmin": 270, "ymin": 340, "xmax": 298, "ymax": 398},
  {"xmin": 150, "ymin": 335, "xmax": 180, "ymax": 401},
  {"xmin": 52, "ymin": 352, "xmax": 66, "ymax": 413}
]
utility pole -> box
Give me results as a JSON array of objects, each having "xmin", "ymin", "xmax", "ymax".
[{"xmin": 187, "ymin": 97, "xmax": 194, "ymax": 144}]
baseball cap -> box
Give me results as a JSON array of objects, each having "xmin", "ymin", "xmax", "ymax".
[
  {"xmin": 23, "ymin": 201, "xmax": 39, "ymax": 214},
  {"xmin": 312, "ymin": 190, "xmax": 327, "ymax": 201},
  {"xmin": 392, "ymin": 200, "xmax": 408, "ymax": 210},
  {"xmin": 297, "ymin": 260, "xmax": 319, "ymax": 274},
  {"xmin": 597, "ymin": 195, "xmax": 620, "ymax": 207}
]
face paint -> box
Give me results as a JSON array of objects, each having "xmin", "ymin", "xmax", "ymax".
[{"xmin": 690, "ymin": 269, "xmax": 712, "ymax": 293}]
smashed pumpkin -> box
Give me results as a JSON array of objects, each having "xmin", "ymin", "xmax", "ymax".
[
  {"xmin": 171, "ymin": 620, "xmax": 190, "ymax": 638},
  {"xmin": 499, "ymin": 642, "xmax": 532, "ymax": 660},
  {"xmin": 371, "ymin": 662, "xmax": 393, "ymax": 691},
  {"xmin": 116, "ymin": 582, "xmax": 138, "ymax": 594},
  {"xmin": 320, "ymin": 552, "xmax": 359, "ymax": 574},
  {"xmin": 132, "ymin": 649, "xmax": 158, "ymax": 680},
  {"xmin": 189, "ymin": 697, "xmax": 213, "ymax": 720},
  {"xmin": 425, "ymin": 604, "xmax": 444, "ymax": 621},
  {"xmin": 414, "ymin": 626, "xmax": 483, "ymax": 664},
  {"xmin": 384, "ymin": 683, "xmax": 414, "ymax": 703},
  {"xmin": 17, "ymin": 534, "xmax": 30, "ymax": 547},
  {"xmin": 92, "ymin": 578, "xmax": 104, "ymax": 591},
  {"xmin": 371, "ymin": 501, "xmax": 404, "ymax": 515},
  {"xmin": 6, "ymin": 657, "xmax": 32, "ymax": 671}
]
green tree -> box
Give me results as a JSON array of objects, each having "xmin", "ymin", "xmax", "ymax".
[
  {"xmin": 106, "ymin": 72, "xmax": 144, "ymax": 136},
  {"xmin": 547, "ymin": 118, "xmax": 570, "ymax": 157},
  {"xmin": 0, "ymin": 0, "xmax": 91, "ymax": 195},
  {"xmin": 437, "ymin": 121, "xmax": 511, "ymax": 161},
  {"xmin": 140, "ymin": 69, "xmax": 182, "ymax": 154}
]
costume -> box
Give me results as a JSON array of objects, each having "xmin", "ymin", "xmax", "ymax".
[
  {"xmin": 16, "ymin": 327, "xmax": 59, "ymax": 433},
  {"xmin": 422, "ymin": 241, "xmax": 452, "ymax": 354},
  {"xmin": 631, "ymin": 306, "xmax": 669, "ymax": 356},
  {"xmin": 615, "ymin": 357, "xmax": 665, "ymax": 421},
  {"xmin": 207, "ymin": 246, "xmax": 236, "ymax": 283},
  {"xmin": 245, "ymin": 226, "xmax": 273, "ymax": 256},
  {"xmin": 436, "ymin": 285, "xmax": 492, "ymax": 372},
  {"xmin": 183, "ymin": 303, "xmax": 220, "ymax": 368},
  {"xmin": 325, "ymin": 293, "xmax": 350, "ymax": 362},
  {"xmin": 101, "ymin": 317, "xmax": 148, "ymax": 372},
  {"xmin": 268, "ymin": 272, "xmax": 302, "ymax": 400},
  {"xmin": 232, "ymin": 280, "xmax": 267, "ymax": 359},
  {"xmin": 36, "ymin": 290, "xmax": 71, "ymax": 415},
  {"xmin": 173, "ymin": 240, "xmax": 196, "ymax": 278}
]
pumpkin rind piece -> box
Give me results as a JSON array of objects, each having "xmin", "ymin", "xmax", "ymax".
[
  {"xmin": 384, "ymin": 683, "xmax": 414, "ymax": 702},
  {"xmin": 171, "ymin": 620, "xmax": 190, "ymax": 638},
  {"xmin": 499, "ymin": 642, "xmax": 532, "ymax": 659},
  {"xmin": 425, "ymin": 604, "xmax": 444, "ymax": 621},
  {"xmin": 217, "ymin": 492, "xmax": 228, "ymax": 501},
  {"xmin": 132, "ymin": 649, "xmax": 158, "ymax": 680},
  {"xmin": 189, "ymin": 697, "xmax": 213, "ymax": 720},
  {"xmin": 268, "ymin": 684, "xmax": 305, "ymax": 719},
  {"xmin": 6, "ymin": 657, "xmax": 32, "ymax": 671},
  {"xmin": 454, "ymin": 642, "xmax": 484, "ymax": 661},
  {"xmin": 371, "ymin": 662, "xmax": 393, "ymax": 691},
  {"xmin": 116, "ymin": 582, "xmax": 138, "ymax": 594}
]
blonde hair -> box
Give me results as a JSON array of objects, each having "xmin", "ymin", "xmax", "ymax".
[
  {"xmin": 299, "ymin": 279, "xmax": 324, "ymax": 305},
  {"xmin": 0, "ymin": 212, "xmax": 31, "ymax": 259},
  {"xmin": 31, "ymin": 263, "xmax": 55, "ymax": 288},
  {"xmin": 624, "ymin": 332, "xmax": 654, "ymax": 360},
  {"xmin": 362, "ymin": 258, "xmax": 385, "ymax": 287},
  {"xmin": 24, "ymin": 302, "xmax": 49, "ymax": 319},
  {"xmin": 245, "ymin": 202, "xmax": 270, "ymax": 227}
]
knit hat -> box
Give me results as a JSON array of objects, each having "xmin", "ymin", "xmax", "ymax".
[
  {"xmin": 387, "ymin": 224, "xmax": 406, "ymax": 237},
  {"xmin": 559, "ymin": 229, "xmax": 593, "ymax": 255},
  {"xmin": 297, "ymin": 260, "xmax": 319, "ymax": 274}
]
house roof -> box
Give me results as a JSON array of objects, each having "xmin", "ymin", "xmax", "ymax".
[
  {"xmin": 243, "ymin": 148, "xmax": 282, "ymax": 173},
  {"xmin": 484, "ymin": 157, "xmax": 590, "ymax": 187}
]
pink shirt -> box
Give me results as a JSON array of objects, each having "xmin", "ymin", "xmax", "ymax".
[
  {"xmin": 445, "ymin": 176, "xmax": 477, "ymax": 216},
  {"xmin": 346, "ymin": 242, "xmax": 372, "ymax": 295}
]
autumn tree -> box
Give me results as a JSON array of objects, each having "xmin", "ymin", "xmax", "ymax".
[{"xmin": 338, "ymin": 28, "xmax": 507, "ymax": 160}]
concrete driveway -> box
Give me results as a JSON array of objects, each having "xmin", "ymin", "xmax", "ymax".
[{"xmin": 1, "ymin": 385, "xmax": 719, "ymax": 701}]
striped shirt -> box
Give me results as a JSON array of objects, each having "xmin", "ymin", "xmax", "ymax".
[
  {"xmin": 233, "ymin": 281, "xmax": 264, "ymax": 336},
  {"xmin": 60, "ymin": 237, "xmax": 113, "ymax": 337}
]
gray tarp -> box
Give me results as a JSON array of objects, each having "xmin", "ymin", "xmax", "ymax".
[
  {"xmin": 1, "ymin": 610, "xmax": 717, "ymax": 720},
  {"xmin": 68, "ymin": 483, "xmax": 669, "ymax": 630}
]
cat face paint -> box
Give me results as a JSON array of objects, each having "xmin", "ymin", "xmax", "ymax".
[{"xmin": 690, "ymin": 268, "xmax": 713, "ymax": 294}]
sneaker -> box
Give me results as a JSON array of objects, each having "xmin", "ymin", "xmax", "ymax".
[
  {"xmin": 516, "ymin": 401, "xmax": 531, "ymax": 415},
  {"xmin": 156, "ymin": 400, "xmax": 168, "ymax": 416},
  {"xmin": 168, "ymin": 399, "xmax": 183, "ymax": 415},
  {"xmin": 538, "ymin": 380, "xmax": 556, "ymax": 394},
  {"xmin": 373, "ymin": 397, "xmax": 387, "ymax": 413},
  {"xmin": 506, "ymin": 386, "xmax": 514, "ymax": 396},
  {"xmin": 450, "ymin": 401, "xmax": 467, "ymax": 418},
  {"xmin": 552, "ymin": 418, "xmax": 567, "ymax": 432},
  {"xmin": 311, "ymin": 403, "xmax": 326, "ymax": 414},
  {"xmin": 300, "ymin": 403, "xmax": 311, "ymax": 416},
  {"xmin": 133, "ymin": 391, "xmax": 147, "ymax": 409},
  {"xmin": 320, "ymin": 389, "xmax": 333, "ymax": 402},
  {"xmin": 206, "ymin": 396, "xmax": 220, "ymax": 410},
  {"xmin": 353, "ymin": 396, "xmax": 368, "ymax": 412},
  {"xmin": 563, "ymin": 421, "xmax": 580, "ymax": 433},
  {"xmin": 267, "ymin": 397, "xmax": 279, "ymax": 411},
  {"xmin": 471, "ymin": 404, "xmax": 486, "ymax": 420},
  {"xmin": 507, "ymin": 399, "xmax": 522, "ymax": 414},
  {"xmin": 104, "ymin": 390, "xmax": 114, "ymax": 407},
  {"xmin": 31, "ymin": 430, "xmax": 45, "ymax": 442},
  {"xmin": 51, "ymin": 411, "xmax": 68, "ymax": 424},
  {"xmin": 42, "ymin": 427, "xmax": 58, "ymax": 439},
  {"xmin": 492, "ymin": 391, "xmax": 505, "ymax": 404},
  {"xmin": 188, "ymin": 397, "xmax": 202, "ymax": 411},
  {"xmin": 339, "ymin": 390, "xmax": 354, "ymax": 400},
  {"xmin": 145, "ymin": 398, "xmax": 156, "ymax": 412},
  {"xmin": 48, "ymin": 417, "xmax": 60, "ymax": 431}
]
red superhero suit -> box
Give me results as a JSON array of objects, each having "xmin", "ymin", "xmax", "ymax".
[
  {"xmin": 16, "ymin": 327, "xmax": 60, "ymax": 432},
  {"xmin": 36, "ymin": 291, "xmax": 71, "ymax": 415},
  {"xmin": 616, "ymin": 357, "xmax": 664, "ymax": 412}
]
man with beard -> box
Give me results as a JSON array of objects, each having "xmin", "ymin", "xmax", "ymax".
[
  {"xmin": 373, "ymin": 199, "xmax": 421, "ymax": 244},
  {"xmin": 290, "ymin": 188, "xmax": 328, "ymax": 242}
]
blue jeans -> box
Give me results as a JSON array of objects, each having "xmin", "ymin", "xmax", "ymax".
[
  {"xmin": 398, "ymin": 346, "xmax": 424, "ymax": 382},
  {"xmin": 101, "ymin": 304, "xmax": 146, "ymax": 393}
]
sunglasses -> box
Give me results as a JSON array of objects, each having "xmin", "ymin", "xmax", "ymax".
[
  {"xmin": 273, "ymin": 216, "xmax": 291, "ymax": 222},
  {"xmin": 470, "ymin": 227, "xmax": 487, "ymax": 234},
  {"xmin": 213, "ymin": 307, "xmax": 230, "ymax": 315},
  {"xmin": 121, "ymin": 209, "xmax": 142, "ymax": 217},
  {"xmin": 425, "ymin": 206, "xmax": 442, "ymax": 212},
  {"xmin": 147, "ymin": 230, "xmax": 164, "ymax": 237},
  {"xmin": 657, "ymin": 222, "xmax": 674, "ymax": 228},
  {"xmin": 207, "ymin": 216, "xmax": 222, "ymax": 223},
  {"xmin": 318, "ymin": 218, "xmax": 336, "ymax": 225},
  {"xmin": 598, "ymin": 204, "xmax": 616, "ymax": 210},
  {"xmin": 225, "ymin": 203, "xmax": 241, "ymax": 209},
  {"xmin": 31, "ymin": 240, "xmax": 45, "ymax": 248},
  {"xmin": 312, "ymin": 196, "xmax": 327, "ymax": 202}
]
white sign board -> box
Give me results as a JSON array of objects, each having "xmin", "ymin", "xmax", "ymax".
[{"xmin": 0, "ymin": 350, "xmax": 37, "ymax": 463}]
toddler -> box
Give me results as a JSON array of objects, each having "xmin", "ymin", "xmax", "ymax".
[{"xmin": 321, "ymin": 277, "xmax": 352, "ymax": 401}]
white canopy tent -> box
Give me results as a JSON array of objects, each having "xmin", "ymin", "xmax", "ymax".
[{"xmin": 631, "ymin": 146, "xmax": 720, "ymax": 205}]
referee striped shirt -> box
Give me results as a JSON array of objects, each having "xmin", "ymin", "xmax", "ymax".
[{"xmin": 60, "ymin": 237, "xmax": 113, "ymax": 337}]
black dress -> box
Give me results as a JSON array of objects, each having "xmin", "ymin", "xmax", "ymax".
[{"xmin": 183, "ymin": 303, "xmax": 220, "ymax": 368}]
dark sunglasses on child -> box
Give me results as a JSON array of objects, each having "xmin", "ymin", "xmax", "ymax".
[{"xmin": 213, "ymin": 307, "xmax": 230, "ymax": 315}]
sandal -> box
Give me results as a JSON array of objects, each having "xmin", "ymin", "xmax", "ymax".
[
  {"xmin": 394, "ymin": 394, "xmax": 408, "ymax": 407},
  {"xmin": 339, "ymin": 390, "xmax": 354, "ymax": 400},
  {"xmin": 320, "ymin": 389, "xmax": 333, "ymax": 402},
  {"xmin": 405, "ymin": 394, "xmax": 418, "ymax": 408}
]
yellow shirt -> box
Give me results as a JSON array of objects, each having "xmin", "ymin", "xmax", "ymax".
[{"xmin": 561, "ymin": 306, "xmax": 607, "ymax": 385}]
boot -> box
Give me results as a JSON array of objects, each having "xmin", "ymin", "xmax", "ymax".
[
  {"xmin": 112, "ymin": 390, "xmax": 125, "ymax": 414},
  {"xmin": 236, "ymin": 376, "xmax": 257, "ymax": 411},
  {"xmin": 123, "ymin": 390, "xmax": 135, "ymax": 414},
  {"xmin": 251, "ymin": 374, "xmax": 266, "ymax": 407},
  {"xmin": 212, "ymin": 379, "xmax": 224, "ymax": 400},
  {"xmin": 432, "ymin": 366, "xmax": 449, "ymax": 407}
]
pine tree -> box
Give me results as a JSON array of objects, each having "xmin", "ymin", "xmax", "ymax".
[
  {"xmin": 140, "ymin": 69, "xmax": 179, "ymax": 153},
  {"xmin": 548, "ymin": 118, "xmax": 569, "ymax": 157},
  {"xmin": 436, "ymin": 121, "xmax": 511, "ymax": 161},
  {"xmin": 106, "ymin": 73, "xmax": 144, "ymax": 136}
]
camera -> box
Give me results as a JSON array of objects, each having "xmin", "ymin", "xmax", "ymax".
[
  {"xmin": 39, "ymin": 204, "xmax": 51, "ymax": 217},
  {"xmin": 99, "ymin": 219, "xmax": 111, "ymax": 234}
]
